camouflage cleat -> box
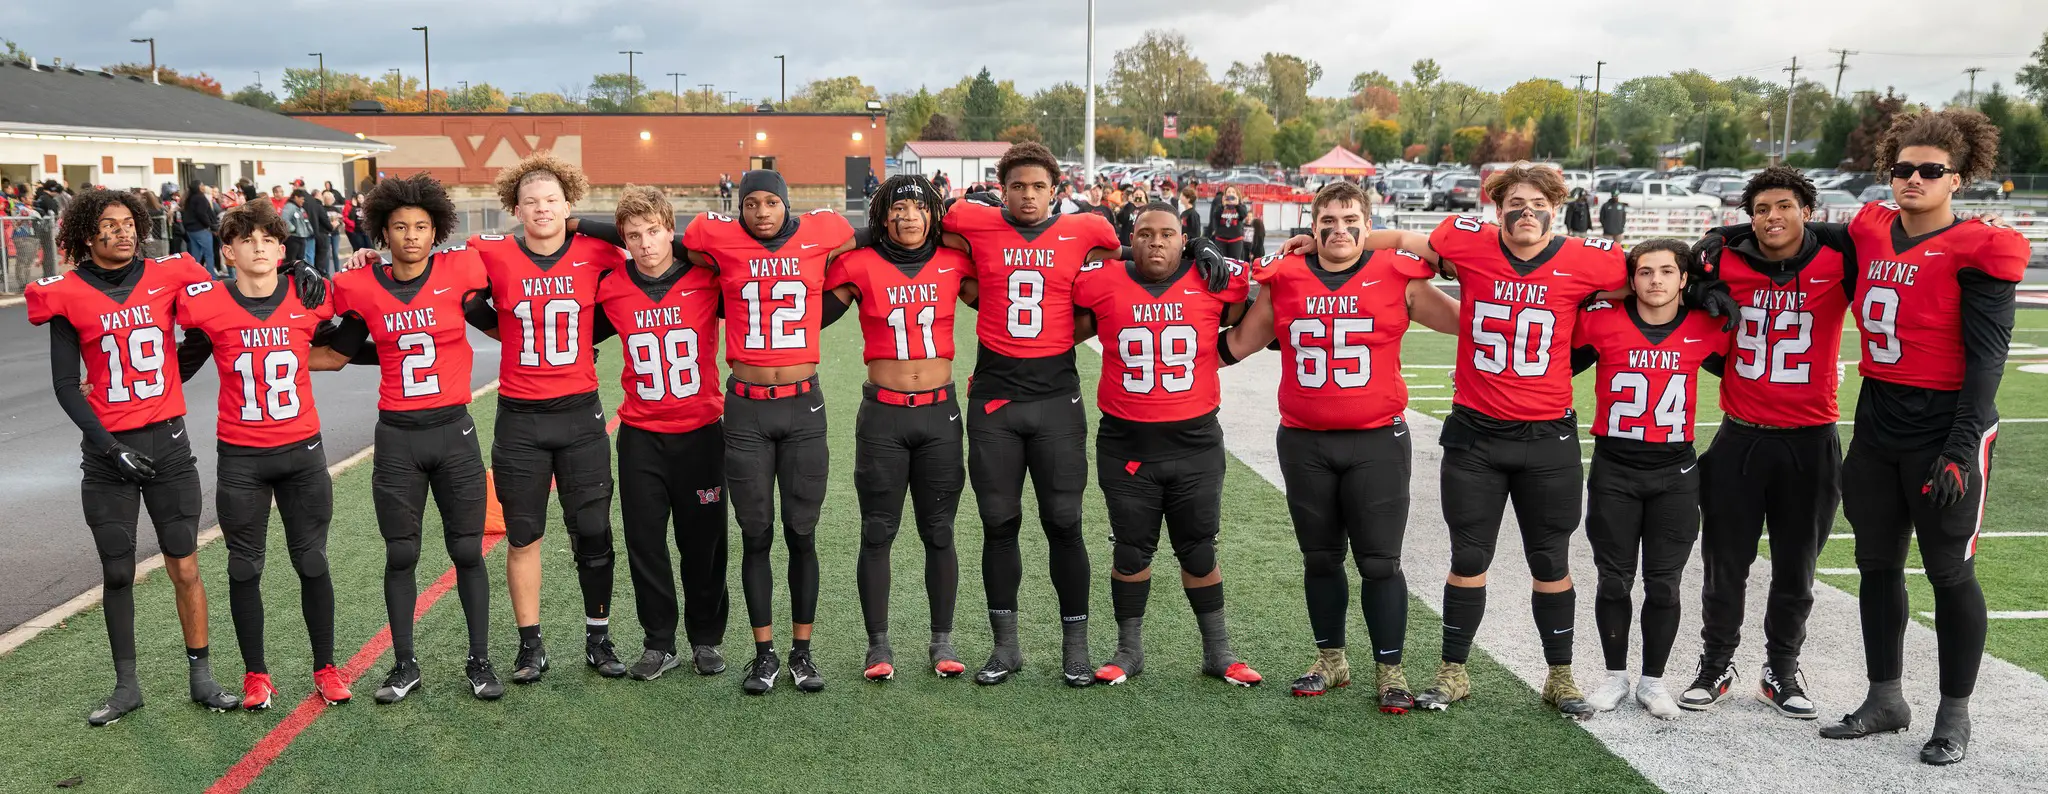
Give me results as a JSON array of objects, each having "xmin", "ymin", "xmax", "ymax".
[
  {"xmin": 1376, "ymin": 663, "xmax": 1416, "ymax": 715},
  {"xmin": 1544, "ymin": 665, "xmax": 1595, "ymax": 720},
  {"xmin": 1415, "ymin": 661, "xmax": 1470, "ymax": 711},
  {"xmin": 1290, "ymin": 648, "xmax": 1351, "ymax": 696}
]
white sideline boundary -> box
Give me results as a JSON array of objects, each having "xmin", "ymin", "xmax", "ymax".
[
  {"xmin": 1215, "ymin": 353, "xmax": 2048, "ymax": 794},
  {"xmin": 0, "ymin": 380, "xmax": 501, "ymax": 658}
]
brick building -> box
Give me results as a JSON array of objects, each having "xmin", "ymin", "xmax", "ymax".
[{"xmin": 290, "ymin": 111, "xmax": 888, "ymax": 208}]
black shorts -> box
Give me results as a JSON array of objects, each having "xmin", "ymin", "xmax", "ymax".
[
  {"xmin": 372, "ymin": 410, "xmax": 487, "ymax": 547},
  {"xmin": 492, "ymin": 395, "xmax": 614, "ymax": 547},
  {"xmin": 80, "ymin": 416, "xmax": 203, "ymax": 560}
]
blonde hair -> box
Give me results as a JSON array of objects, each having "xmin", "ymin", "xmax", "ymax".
[
  {"xmin": 492, "ymin": 150, "xmax": 588, "ymax": 211},
  {"xmin": 613, "ymin": 184, "xmax": 674, "ymax": 231}
]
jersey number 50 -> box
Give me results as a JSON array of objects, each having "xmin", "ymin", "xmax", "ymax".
[{"xmin": 1470, "ymin": 301, "xmax": 1556, "ymax": 376}]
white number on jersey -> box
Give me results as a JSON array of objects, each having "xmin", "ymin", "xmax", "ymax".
[
  {"xmin": 512, "ymin": 298, "xmax": 580, "ymax": 367},
  {"xmin": 100, "ymin": 327, "xmax": 168, "ymax": 404},
  {"xmin": 1733, "ymin": 307, "xmax": 1813, "ymax": 384},
  {"xmin": 1288, "ymin": 317, "xmax": 1373, "ymax": 389},
  {"xmin": 1470, "ymin": 301, "xmax": 1556, "ymax": 377},
  {"xmin": 1606, "ymin": 371, "xmax": 1688, "ymax": 440},
  {"xmin": 232, "ymin": 349, "xmax": 302, "ymax": 421},
  {"xmin": 1006, "ymin": 270, "xmax": 1045, "ymax": 338},
  {"xmin": 740, "ymin": 281, "xmax": 808, "ymax": 350},
  {"xmin": 395, "ymin": 332, "xmax": 440, "ymax": 397},
  {"xmin": 1860, "ymin": 287, "xmax": 1902, "ymax": 364},
  {"xmin": 625, "ymin": 328, "xmax": 702, "ymax": 400},
  {"xmin": 1116, "ymin": 325, "xmax": 1198, "ymax": 394},
  {"xmin": 886, "ymin": 304, "xmax": 938, "ymax": 360}
]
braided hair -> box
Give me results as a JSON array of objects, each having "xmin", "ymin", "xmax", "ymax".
[{"xmin": 867, "ymin": 174, "xmax": 945, "ymax": 264}]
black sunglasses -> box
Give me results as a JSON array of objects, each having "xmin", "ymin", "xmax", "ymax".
[{"xmin": 1890, "ymin": 162, "xmax": 1957, "ymax": 180}]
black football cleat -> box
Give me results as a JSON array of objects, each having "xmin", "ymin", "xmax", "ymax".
[
  {"xmin": 586, "ymin": 633, "xmax": 627, "ymax": 678},
  {"xmin": 511, "ymin": 639, "xmax": 549, "ymax": 685},
  {"xmin": 628, "ymin": 649, "xmax": 679, "ymax": 681},
  {"xmin": 373, "ymin": 658, "xmax": 423, "ymax": 704},
  {"xmin": 789, "ymin": 651, "xmax": 826, "ymax": 693},
  {"xmin": 741, "ymin": 651, "xmax": 781, "ymax": 695},
  {"xmin": 466, "ymin": 656, "xmax": 504, "ymax": 701}
]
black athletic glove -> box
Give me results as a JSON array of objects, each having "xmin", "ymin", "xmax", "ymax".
[
  {"xmin": 1190, "ymin": 237, "xmax": 1231, "ymax": 293},
  {"xmin": 963, "ymin": 191, "xmax": 1002, "ymax": 209},
  {"xmin": 1689, "ymin": 232, "xmax": 1725, "ymax": 282},
  {"xmin": 292, "ymin": 260, "xmax": 328, "ymax": 310},
  {"xmin": 1921, "ymin": 454, "xmax": 1971, "ymax": 509},
  {"xmin": 1687, "ymin": 278, "xmax": 1739, "ymax": 332},
  {"xmin": 104, "ymin": 441, "xmax": 158, "ymax": 483}
]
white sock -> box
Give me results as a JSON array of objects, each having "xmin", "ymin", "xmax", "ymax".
[
  {"xmin": 1640, "ymin": 675, "xmax": 1664, "ymax": 690},
  {"xmin": 1606, "ymin": 669, "xmax": 1630, "ymax": 680}
]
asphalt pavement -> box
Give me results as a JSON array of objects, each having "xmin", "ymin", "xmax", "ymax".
[{"xmin": 0, "ymin": 302, "xmax": 501, "ymax": 633}]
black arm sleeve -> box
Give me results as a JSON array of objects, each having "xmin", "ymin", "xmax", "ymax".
[
  {"xmin": 177, "ymin": 327, "xmax": 214, "ymax": 383},
  {"xmin": 854, "ymin": 226, "xmax": 877, "ymax": 248},
  {"xmin": 49, "ymin": 319, "xmax": 117, "ymax": 451},
  {"xmin": 327, "ymin": 313, "xmax": 372, "ymax": 358},
  {"xmin": 1702, "ymin": 352, "xmax": 1726, "ymax": 379},
  {"xmin": 1947, "ymin": 269, "xmax": 2016, "ymax": 463},
  {"xmin": 464, "ymin": 291, "xmax": 499, "ymax": 331},
  {"xmin": 1571, "ymin": 344, "xmax": 1598, "ymax": 375},
  {"xmin": 821, "ymin": 291, "xmax": 852, "ymax": 328},
  {"xmin": 592, "ymin": 307, "xmax": 619, "ymax": 345}
]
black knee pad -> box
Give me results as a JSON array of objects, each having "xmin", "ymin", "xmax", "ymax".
[
  {"xmin": 1450, "ymin": 546, "xmax": 1494, "ymax": 578},
  {"xmin": 1113, "ymin": 543, "xmax": 1155, "ymax": 577},
  {"xmin": 1303, "ymin": 548, "xmax": 1348, "ymax": 578},
  {"xmin": 1597, "ymin": 574, "xmax": 1634, "ymax": 602},
  {"xmin": 1642, "ymin": 577, "xmax": 1680, "ymax": 609},
  {"xmin": 919, "ymin": 522, "xmax": 954, "ymax": 552},
  {"xmin": 860, "ymin": 518, "xmax": 900, "ymax": 550},
  {"xmin": 741, "ymin": 527, "xmax": 774, "ymax": 555},
  {"xmin": 1176, "ymin": 538, "xmax": 1217, "ymax": 579},
  {"xmin": 228, "ymin": 554, "xmax": 266, "ymax": 584},
  {"xmin": 100, "ymin": 555, "xmax": 137, "ymax": 592},
  {"xmin": 1526, "ymin": 548, "xmax": 1568, "ymax": 583},
  {"xmin": 444, "ymin": 534, "xmax": 484, "ymax": 569},
  {"xmin": 290, "ymin": 547, "xmax": 330, "ymax": 579},
  {"xmin": 783, "ymin": 527, "xmax": 817, "ymax": 556},
  {"xmin": 1923, "ymin": 559, "xmax": 1977, "ymax": 590},
  {"xmin": 385, "ymin": 537, "xmax": 421, "ymax": 573},
  {"xmin": 566, "ymin": 530, "xmax": 614, "ymax": 570},
  {"xmin": 1357, "ymin": 556, "xmax": 1402, "ymax": 582}
]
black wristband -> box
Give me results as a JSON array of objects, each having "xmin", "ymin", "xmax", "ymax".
[{"xmin": 1217, "ymin": 329, "xmax": 1241, "ymax": 366}]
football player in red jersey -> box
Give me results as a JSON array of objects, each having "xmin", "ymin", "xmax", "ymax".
[
  {"xmin": 464, "ymin": 153, "xmax": 628, "ymax": 685},
  {"xmin": 575, "ymin": 188, "xmax": 731, "ymax": 682},
  {"xmin": 1679, "ymin": 167, "xmax": 1853, "ymax": 719},
  {"xmin": 1073, "ymin": 202, "xmax": 1261, "ymax": 688},
  {"xmin": 1569, "ymin": 239, "xmax": 1729, "ymax": 720},
  {"xmin": 1817, "ymin": 110, "xmax": 2029, "ymax": 766},
  {"xmin": 937, "ymin": 142, "xmax": 1147, "ymax": 687},
  {"xmin": 822, "ymin": 175, "xmax": 971, "ymax": 682},
  {"xmin": 1221, "ymin": 182, "xmax": 1458, "ymax": 711},
  {"xmin": 321, "ymin": 174, "xmax": 503, "ymax": 703},
  {"xmin": 27, "ymin": 190, "xmax": 245, "ymax": 724},
  {"xmin": 679, "ymin": 171, "xmax": 855, "ymax": 695},
  {"xmin": 174, "ymin": 200, "xmax": 350, "ymax": 709}
]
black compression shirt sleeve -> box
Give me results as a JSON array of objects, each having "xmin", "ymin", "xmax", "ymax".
[
  {"xmin": 1571, "ymin": 344, "xmax": 1599, "ymax": 375},
  {"xmin": 578, "ymin": 219, "xmax": 622, "ymax": 246},
  {"xmin": 464, "ymin": 292, "xmax": 499, "ymax": 331},
  {"xmin": 1702, "ymin": 352, "xmax": 1726, "ymax": 378},
  {"xmin": 592, "ymin": 307, "xmax": 618, "ymax": 345},
  {"xmin": 328, "ymin": 313, "xmax": 372, "ymax": 358},
  {"xmin": 822, "ymin": 291, "xmax": 852, "ymax": 327},
  {"xmin": 854, "ymin": 226, "xmax": 877, "ymax": 248},
  {"xmin": 1948, "ymin": 269, "xmax": 2016, "ymax": 463},
  {"xmin": 177, "ymin": 327, "xmax": 214, "ymax": 383},
  {"xmin": 49, "ymin": 319, "xmax": 117, "ymax": 451}
]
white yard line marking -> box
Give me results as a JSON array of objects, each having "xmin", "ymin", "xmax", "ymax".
[
  {"xmin": 1818, "ymin": 568, "xmax": 1924, "ymax": 576},
  {"xmin": 1922, "ymin": 611, "xmax": 2048, "ymax": 620}
]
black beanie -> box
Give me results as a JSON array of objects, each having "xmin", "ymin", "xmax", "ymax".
[{"xmin": 737, "ymin": 170, "xmax": 789, "ymax": 206}]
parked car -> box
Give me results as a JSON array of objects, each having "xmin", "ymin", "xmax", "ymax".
[
  {"xmin": 1611, "ymin": 179, "xmax": 1721, "ymax": 211},
  {"xmin": 1816, "ymin": 190, "xmax": 1862, "ymax": 211},
  {"xmin": 1858, "ymin": 185, "xmax": 1893, "ymax": 204},
  {"xmin": 1962, "ymin": 180, "xmax": 2005, "ymax": 201},
  {"xmin": 1561, "ymin": 169, "xmax": 1595, "ymax": 197},
  {"xmin": 1444, "ymin": 176, "xmax": 1483, "ymax": 211},
  {"xmin": 1817, "ymin": 172, "xmax": 1878, "ymax": 197},
  {"xmin": 1386, "ymin": 176, "xmax": 1438, "ymax": 210},
  {"xmin": 1694, "ymin": 176, "xmax": 1748, "ymax": 207}
]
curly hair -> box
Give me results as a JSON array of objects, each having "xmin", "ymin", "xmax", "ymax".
[
  {"xmin": 995, "ymin": 141, "xmax": 1060, "ymax": 186},
  {"xmin": 362, "ymin": 172, "xmax": 458, "ymax": 247},
  {"xmin": 1876, "ymin": 108, "xmax": 2002, "ymax": 183},
  {"xmin": 1739, "ymin": 165, "xmax": 1818, "ymax": 216},
  {"xmin": 219, "ymin": 199, "xmax": 287, "ymax": 245},
  {"xmin": 613, "ymin": 184, "xmax": 675, "ymax": 231},
  {"xmin": 492, "ymin": 149, "xmax": 588, "ymax": 211},
  {"xmin": 57, "ymin": 188, "xmax": 154, "ymax": 264},
  {"xmin": 1483, "ymin": 162, "xmax": 1568, "ymax": 208}
]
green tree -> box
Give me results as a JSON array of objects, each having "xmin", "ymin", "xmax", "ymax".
[
  {"xmin": 1226, "ymin": 53, "xmax": 1324, "ymax": 122},
  {"xmin": 1627, "ymin": 134, "xmax": 1660, "ymax": 168},
  {"xmin": 1028, "ymin": 82, "xmax": 1088, "ymax": 156},
  {"xmin": 1501, "ymin": 78, "xmax": 1573, "ymax": 126},
  {"xmin": 2017, "ymin": 31, "xmax": 2048, "ymax": 104},
  {"xmin": 1350, "ymin": 70, "xmax": 1396, "ymax": 94},
  {"xmin": 2006, "ymin": 108, "xmax": 2047, "ymax": 172},
  {"xmin": 1671, "ymin": 69, "xmax": 1733, "ymax": 106},
  {"xmin": 1095, "ymin": 125, "xmax": 1146, "ymax": 160},
  {"xmin": 1533, "ymin": 110, "xmax": 1571, "ymax": 158},
  {"xmin": 1411, "ymin": 59, "xmax": 1442, "ymax": 89},
  {"xmin": 3, "ymin": 38, "xmax": 32, "ymax": 62},
  {"xmin": 587, "ymin": 72, "xmax": 645, "ymax": 112},
  {"xmin": 1174, "ymin": 124, "xmax": 1220, "ymax": 162},
  {"xmin": 1846, "ymin": 89, "xmax": 1907, "ymax": 170},
  {"xmin": 1450, "ymin": 126, "xmax": 1486, "ymax": 164},
  {"xmin": 920, "ymin": 113, "xmax": 959, "ymax": 142},
  {"xmin": 1812, "ymin": 101, "xmax": 1858, "ymax": 169},
  {"xmin": 107, "ymin": 63, "xmax": 223, "ymax": 97},
  {"xmin": 999, "ymin": 123, "xmax": 1042, "ymax": 144},
  {"xmin": 506, "ymin": 92, "xmax": 585, "ymax": 113},
  {"xmin": 230, "ymin": 85, "xmax": 280, "ymax": 112},
  {"xmin": 1274, "ymin": 118, "xmax": 1320, "ymax": 168},
  {"xmin": 1609, "ymin": 76, "xmax": 1692, "ymax": 145},
  {"xmin": 1238, "ymin": 99, "xmax": 1278, "ymax": 163},
  {"xmin": 889, "ymin": 87, "xmax": 940, "ymax": 149},
  {"xmin": 964, "ymin": 68, "xmax": 1004, "ymax": 140},
  {"xmin": 1356, "ymin": 119, "xmax": 1401, "ymax": 164},
  {"xmin": 785, "ymin": 75, "xmax": 880, "ymax": 113},
  {"xmin": 1702, "ymin": 110, "xmax": 1750, "ymax": 169},
  {"xmin": 1210, "ymin": 117, "xmax": 1243, "ymax": 168},
  {"xmin": 281, "ymin": 68, "xmax": 377, "ymax": 112},
  {"xmin": 1108, "ymin": 30, "xmax": 1212, "ymax": 140}
]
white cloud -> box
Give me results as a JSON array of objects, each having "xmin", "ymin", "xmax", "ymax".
[{"xmin": 610, "ymin": 25, "xmax": 643, "ymax": 44}]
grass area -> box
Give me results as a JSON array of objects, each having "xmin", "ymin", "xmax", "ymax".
[
  {"xmin": 0, "ymin": 311, "xmax": 1655, "ymax": 793},
  {"xmin": 1398, "ymin": 309, "xmax": 2048, "ymax": 678}
]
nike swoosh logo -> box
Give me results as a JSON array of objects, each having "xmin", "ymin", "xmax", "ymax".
[
  {"xmin": 1551, "ymin": 628, "xmax": 1572, "ymax": 634},
  {"xmin": 593, "ymin": 413, "xmax": 604, "ymax": 420},
  {"xmin": 679, "ymin": 290, "xmax": 697, "ymax": 298},
  {"xmin": 1559, "ymin": 435, "xmax": 1572, "ymax": 441},
  {"xmin": 289, "ymin": 313, "xmax": 305, "ymax": 319},
  {"xmin": 571, "ymin": 261, "xmax": 589, "ymax": 268},
  {"xmin": 1360, "ymin": 280, "xmax": 1381, "ymax": 288},
  {"xmin": 433, "ymin": 288, "xmax": 451, "ymax": 295},
  {"xmin": 937, "ymin": 268, "xmax": 954, "ymax": 274},
  {"xmin": 1058, "ymin": 235, "xmax": 1077, "ymax": 241},
  {"xmin": 1924, "ymin": 252, "xmax": 1944, "ymax": 257},
  {"xmin": 801, "ymin": 243, "xmax": 820, "ymax": 250},
  {"xmin": 1681, "ymin": 464, "xmax": 1696, "ymax": 474},
  {"xmin": 171, "ymin": 430, "xmax": 184, "ymax": 439},
  {"xmin": 809, "ymin": 405, "xmax": 823, "ymax": 412},
  {"xmin": 948, "ymin": 414, "xmax": 959, "ymax": 421},
  {"xmin": 1550, "ymin": 271, "xmax": 1573, "ymax": 277},
  {"xmin": 462, "ymin": 427, "xmax": 474, "ymax": 436},
  {"xmin": 1683, "ymin": 338, "xmax": 1704, "ymax": 343},
  {"xmin": 1184, "ymin": 289, "xmax": 1204, "ymax": 295},
  {"xmin": 1376, "ymin": 649, "xmax": 1399, "ymax": 656},
  {"xmin": 1809, "ymin": 278, "xmax": 1831, "ymax": 284},
  {"xmin": 1071, "ymin": 396, "xmax": 1081, "ymax": 404},
  {"xmin": 147, "ymin": 287, "xmax": 166, "ymax": 296},
  {"xmin": 306, "ymin": 441, "xmax": 322, "ymax": 450},
  {"xmin": 1393, "ymin": 431, "xmax": 1407, "ymax": 437}
]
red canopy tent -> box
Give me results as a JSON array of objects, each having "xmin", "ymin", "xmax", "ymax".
[{"xmin": 1299, "ymin": 147, "xmax": 1377, "ymax": 177}]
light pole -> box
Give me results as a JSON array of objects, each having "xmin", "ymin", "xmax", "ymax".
[
  {"xmin": 700, "ymin": 83, "xmax": 715, "ymax": 110},
  {"xmin": 667, "ymin": 72, "xmax": 686, "ymax": 112},
  {"xmin": 457, "ymin": 80, "xmax": 469, "ymax": 111},
  {"xmin": 129, "ymin": 38, "xmax": 156, "ymax": 84},
  {"xmin": 309, "ymin": 52, "xmax": 326, "ymax": 111},
  {"xmin": 1084, "ymin": 0, "xmax": 1096, "ymax": 181},
  {"xmin": 619, "ymin": 50, "xmax": 643, "ymax": 109},
  {"xmin": 253, "ymin": 71, "xmax": 262, "ymax": 91},
  {"xmin": 775, "ymin": 54, "xmax": 786, "ymax": 105},
  {"xmin": 411, "ymin": 26, "xmax": 431, "ymax": 112}
]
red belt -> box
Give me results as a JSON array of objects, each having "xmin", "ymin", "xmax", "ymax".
[
  {"xmin": 874, "ymin": 384, "xmax": 953, "ymax": 407},
  {"xmin": 728, "ymin": 378, "xmax": 816, "ymax": 400}
]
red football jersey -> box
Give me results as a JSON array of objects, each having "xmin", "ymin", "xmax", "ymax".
[
  {"xmin": 1578, "ymin": 302, "xmax": 1729, "ymax": 444},
  {"xmin": 330, "ymin": 246, "xmax": 491, "ymax": 412},
  {"xmin": 25, "ymin": 255, "xmax": 211, "ymax": 433},
  {"xmin": 472, "ymin": 232, "xmax": 623, "ymax": 400},
  {"xmin": 1849, "ymin": 203, "xmax": 2030, "ymax": 390},
  {"xmin": 683, "ymin": 209, "xmax": 855, "ymax": 367},
  {"xmin": 1717, "ymin": 246, "xmax": 1851, "ymax": 427},
  {"xmin": 943, "ymin": 201, "xmax": 1120, "ymax": 358},
  {"xmin": 827, "ymin": 246, "xmax": 971, "ymax": 362},
  {"xmin": 1074, "ymin": 259, "xmax": 1251, "ymax": 423},
  {"xmin": 1255, "ymin": 249, "xmax": 1436, "ymax": 431},
  {"xmin": 176, "ymin": 278, "xmax": 333, "ymax": 447},
  {"xmin": 1432, "ymin": 216, "xmax": 1627, "ymax": 421},
  {"xmin": 596, "ymin": 264, "xmax": 725, "ymax": 434}
]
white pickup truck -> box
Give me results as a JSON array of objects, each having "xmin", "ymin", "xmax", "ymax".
[{"xmin": 1610, "ymin": 179, "xmax": 1720, "ymax": 211}]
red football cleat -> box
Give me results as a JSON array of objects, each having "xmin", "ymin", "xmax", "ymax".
[
  {"xmin": 933, "ymin": 659, "xmax": 967, "ymax": 677},
  {"xmin": 1094, "ymin": 663, "xmax": 1131, "ymax": 686},
  {"xmin": 312, "ymin": 665, "xmax": 352, "ymax": 705},
  {"xmin": 1222, "ymin": 662, "xmax": 1262, "ymax": 687},
  {"xmin": 864, "ymin": 662, "xmax": 895, "ymax": 682},
  {"xmin": 242, "ymin": 672, "xmax": 276, "ymax": 711}
]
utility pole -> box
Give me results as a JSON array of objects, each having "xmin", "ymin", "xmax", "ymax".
[
  {"xmin": 457, "ymin": 80, "xmax": 469, "ymax": 110},
  {"xmin": 1570, "ymin": 74, "xmax": 1591, "ymax": 153},
  {"xmin": 1588, "ymin": 61, "xmax": 1605, "ymax": 171},
  {"xmin": 666, "ymin": 72, "xmax": 686, "ymax": 112},
  {"xmin": 1084, "ymin": 0, "xmax": 1097, "ymax": 180},
  {"xmin": 700, "ymin": 83, "xmax": 715, "ymax": 110},
  {"xmin": 412, "ymin": 26, "xmax": 431, "ymax": 112},
  {"xmin": 1782, "ymin": 57, "xmax": 1801, "ymax": 161},
  {"xmin": 775, "ymin": 55, "xmax": 786, "ymax": 105},
  {"xmin": 618, "ymin": 51, "xmax": 643, "ymax": 108},
  {"xmin": 129, "ymin": 38, "xmax": 156, "ymax": 84},
  {"xmin": 309, "ymin": 52, "xmax": 325, "ymax": 111},
  {"xmin": 1829, "ymin": 49, "xmax": 1856, "ymax": 99},
  {"xmin": 724, "ymin": 90, "xmax": 738, "ymax": 106},
  {"xmin": 253, "ymin": 71, "xmax": 262, "ymax": 91},
  {"xmin": 1965, "ymin": 67, "xmax": 1985, "ymax": 105}
]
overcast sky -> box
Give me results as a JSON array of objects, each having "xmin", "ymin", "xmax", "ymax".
[{"xmin": 4, "ymin": 0, "xmax": 2045, "ymax": 105}]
